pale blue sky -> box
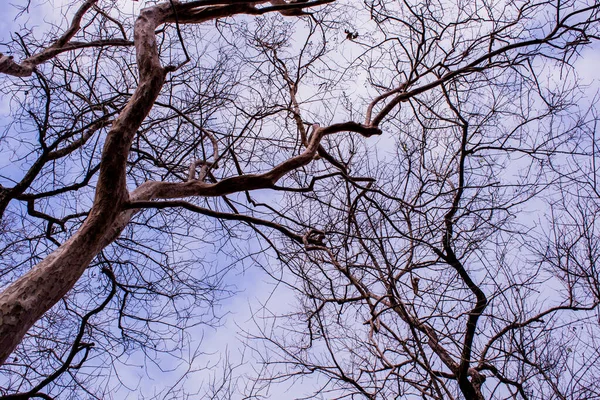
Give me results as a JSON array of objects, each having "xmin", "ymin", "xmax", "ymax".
[{"xmin": 1, "ymin": 0, "xmax": 600, "ymax": 398}]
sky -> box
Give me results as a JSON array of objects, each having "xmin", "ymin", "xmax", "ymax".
[
  {"xmin": 1, "ymin": 0, "xmax": 600, "ymax": 399},
  {"xmin": 0, "ymin": 2, "xmax": 323, "ymax": 398}
]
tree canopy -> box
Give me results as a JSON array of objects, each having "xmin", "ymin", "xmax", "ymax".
[{"xmin": 1, "ymin": 0, "xmax": 600, "ymax": 398}]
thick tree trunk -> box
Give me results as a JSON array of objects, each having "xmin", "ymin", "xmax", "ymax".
[
  {"xmin": 0, "ymin": 3, "xmax": 169, "ymax": 365},
  {"xmin": 0, "ymin": 0, "xmax": 337, "ymax": 366}
]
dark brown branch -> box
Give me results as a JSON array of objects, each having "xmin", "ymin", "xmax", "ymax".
[
  {"xmin": 126, "ymin": 200, "xmax": 306, "ymax": 244},
  {"xmin": 0, "ymin": 268, "xmax": 117, "ymax": 400}
]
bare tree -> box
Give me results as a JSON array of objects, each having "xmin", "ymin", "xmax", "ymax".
[
  {"xmin": 0, "ymin": 0, "xmax": 599, "ymax": 398},
  {"xmin": 235, "ymin": 1, "xmax": 600, "ymax": 399}
]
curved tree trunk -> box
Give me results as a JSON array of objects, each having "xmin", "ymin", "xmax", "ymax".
[
  {"xmin": 0, "ymin": 0, "xmax": 342, "ymax": 366},
  {"xmin": 0, "ymin": 3, "xmax": 169, "ymax": 365}
]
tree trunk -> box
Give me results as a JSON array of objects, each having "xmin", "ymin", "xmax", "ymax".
[{"xmin": 0, "ymin": 3, "xmax": 169, "ymax": 365}]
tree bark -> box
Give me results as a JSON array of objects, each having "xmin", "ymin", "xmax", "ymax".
[
  {"xmin": 0, "ymin": 0, "xmax": 363, "ymax": 365},
  {"xmin": 0, "ymin": 3, "xmax": 169, "ymax": 365}
]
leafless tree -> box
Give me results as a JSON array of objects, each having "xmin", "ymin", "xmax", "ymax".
[{"xmin": 0, "ymin": 0, "xmax": 599, "ymax": 398}]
